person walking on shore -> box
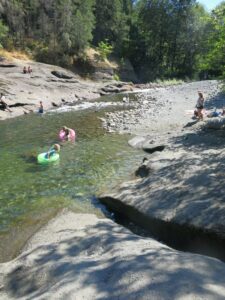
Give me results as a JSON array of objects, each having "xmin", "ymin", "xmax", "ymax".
[{"xmin": 196, "ymin": 91, "xmax": 204, "ymax": 120}]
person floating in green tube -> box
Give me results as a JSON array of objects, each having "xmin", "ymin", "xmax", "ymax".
[{"xmin": 45, "ymin": 144, "xmax": 60, "ymax": 159}]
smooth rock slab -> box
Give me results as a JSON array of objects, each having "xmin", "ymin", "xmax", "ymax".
[
  {"xmin": 1, "ymin": 211, "xmax": 225, "ymax": 299},
  {"xmin": 101, "ymin": 146, "xmax": 225, "ymax": 239}
]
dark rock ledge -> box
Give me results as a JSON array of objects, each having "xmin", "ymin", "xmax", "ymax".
[{"xmin": 99, "ymin": 196, "xmax": 225, "ymax": 262}]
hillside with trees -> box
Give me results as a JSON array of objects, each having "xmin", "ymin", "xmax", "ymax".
[{"xmin": 0, "ymin": 0, "xmax": 224, "ymax": 82}]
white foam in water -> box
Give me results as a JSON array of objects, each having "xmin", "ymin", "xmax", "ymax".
[{"xmin": 48, "ymin": 102, "xmax": 122, "ymax": 114}]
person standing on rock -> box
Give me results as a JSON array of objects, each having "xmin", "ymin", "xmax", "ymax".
[{"xmin": 196, "ymin": 91, "xmax": 204, "ymax": 120}]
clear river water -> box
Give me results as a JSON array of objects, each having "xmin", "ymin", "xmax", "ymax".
[{"xmin": 0, "ymin": 106, "xmax": 141, "ymax": 262}]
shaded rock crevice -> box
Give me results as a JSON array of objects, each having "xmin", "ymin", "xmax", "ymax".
[
  {"xmin": 0, "ymin": 64, "xmax": 17, "ymax": 68},
  {"xmin": 9, "ymin": 103, "xmax": 34, "ymax": 108},
  {"xmin": 99, "ymin": 196, "xmax": 225, "ymax": 262},
  {"xmin": 51, "ymin": 71, "xmax": 73, "ymax": 79},
  {"xmin": 0, "ymin": 102, "xmax": 34, "ymax": 111}
]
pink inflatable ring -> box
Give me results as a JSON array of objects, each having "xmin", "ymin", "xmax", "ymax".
[{"xmin": 59, "ymin": 129, "xmax": 76, "ymax": 141}]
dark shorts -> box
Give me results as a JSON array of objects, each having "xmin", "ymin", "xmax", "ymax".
[{"xmin": 196, "ymin": 106, "xmax": 203, "ymax": 110}]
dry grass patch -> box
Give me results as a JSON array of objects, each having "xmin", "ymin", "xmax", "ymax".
[
  {"xmin": 85, "ymin": 48, "xmax": 118, "ymax": 69},
  {"xmin": 0, "ymin": 49, "xmax": 32, "ymax": 61}
]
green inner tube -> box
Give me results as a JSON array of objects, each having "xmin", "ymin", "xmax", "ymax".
[{"xmin": 37, "ymin": 152, "xmax": 60, "ymax": 164}]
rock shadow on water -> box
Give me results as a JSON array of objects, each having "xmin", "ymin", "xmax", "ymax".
[
  {"xmin": 20, "ymin": 154, "xmax": 37, "ymax": 164},
  {"xmin": 22, "ymin": 154, "xmax": 61, "ymax": 173},
  {"xmin": 25, "ymin": 163, "xmax": 60, "ymax": 173}
]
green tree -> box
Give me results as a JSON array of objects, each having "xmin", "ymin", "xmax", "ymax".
[
  {"xmin": 0, "ymin": 0, "xmax": 95, "ymax": 63},
  {"xmin": 69, "ymin": 0, "xmax": 96, "ymax": 52},
  {"xmin": 97, "ymin": 40, "xmax": 113, "ymax": 60},
  {"xmin": 198, "ymin": 2, "xmax": 225, "ymax": 78},
  {"xmin": 0, "ymin": 19, "xmax": 8, "ymax": 48},
  {"xmin": 167, "ymin": 2, "xmax": 209, "ymax": 78},
  {"xmin": 93, "ymin": 0, "xmax": 129, "ymax": 53},
  {"xmin": 127, "ymin": 0, "xmax": 209, "ymax": 81},
  {"xmin": 1, "ymin": 0, "xmax": 25, "ymax": 46}
]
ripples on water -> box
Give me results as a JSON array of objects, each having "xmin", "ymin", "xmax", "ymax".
[{"xmin": 0, "ymin": 107, "xmax": 141, "ymax": 261}]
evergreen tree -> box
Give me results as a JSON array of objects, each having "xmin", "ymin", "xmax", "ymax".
[
  {"xmin": 1, "ymin": 0, "xmax": 25, "ymax": 46},
  {"xmin": 128, "ymin": 0, "xmax": 209, "ymax": 80},
  {"xmin": 93, "ymin": 0, "xmax": 129, "ymax": 53},
  {"xmin": 0, "ymin": 0, "xmax": 224, "ymax": 81},
  {"xmin": 0, "ymin": 19, "xmax": 8, "ymax": 48},
  {"xmin": 199, "ymin": 2, "xmax": 225, "ymax": 78}
]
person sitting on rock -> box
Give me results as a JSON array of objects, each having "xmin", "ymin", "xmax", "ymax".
[
  {"xmin": 23, "ymin": 66, "xmax": 27, "ymax": 74},
  {"xmin": 38, "ymin": 101, "xmax": 44, "ymax": 114},
  {"xmin": 0, "ymin": 93, "xmax": 12, "ymax": 112},
  {"xmin": 222, "ymin": 108, "xmax": 225, "ymax": 116},
  {"xmin": 28, "ymin": 66, "xmax": 32, "ymax": 74}
]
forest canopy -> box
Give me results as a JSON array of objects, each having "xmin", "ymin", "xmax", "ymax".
[{"xmin": 0, "ymin": 0, "xmax": 224, "ymax": 81}]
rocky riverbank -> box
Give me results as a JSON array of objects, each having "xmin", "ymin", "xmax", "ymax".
[
  {"xmin": 0, "ymin": 56, "xmax": 135, "ymax": 120},
  {"xmin": 101, "ymin": 80, "xmax": 223, "ymax": 134},
  {"xmin": 99, "ymin": 80, "xmax": 225, "ymax": 254}
]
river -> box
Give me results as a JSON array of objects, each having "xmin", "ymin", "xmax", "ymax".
[{"xmin": 0, "ymin": 104, "xmax": 141, "ymax": 262}]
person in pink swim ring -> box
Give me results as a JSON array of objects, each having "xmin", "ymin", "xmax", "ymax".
[{"xmin": 59, "ymin": 126, "xmax": 76, "ymax": 141}]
